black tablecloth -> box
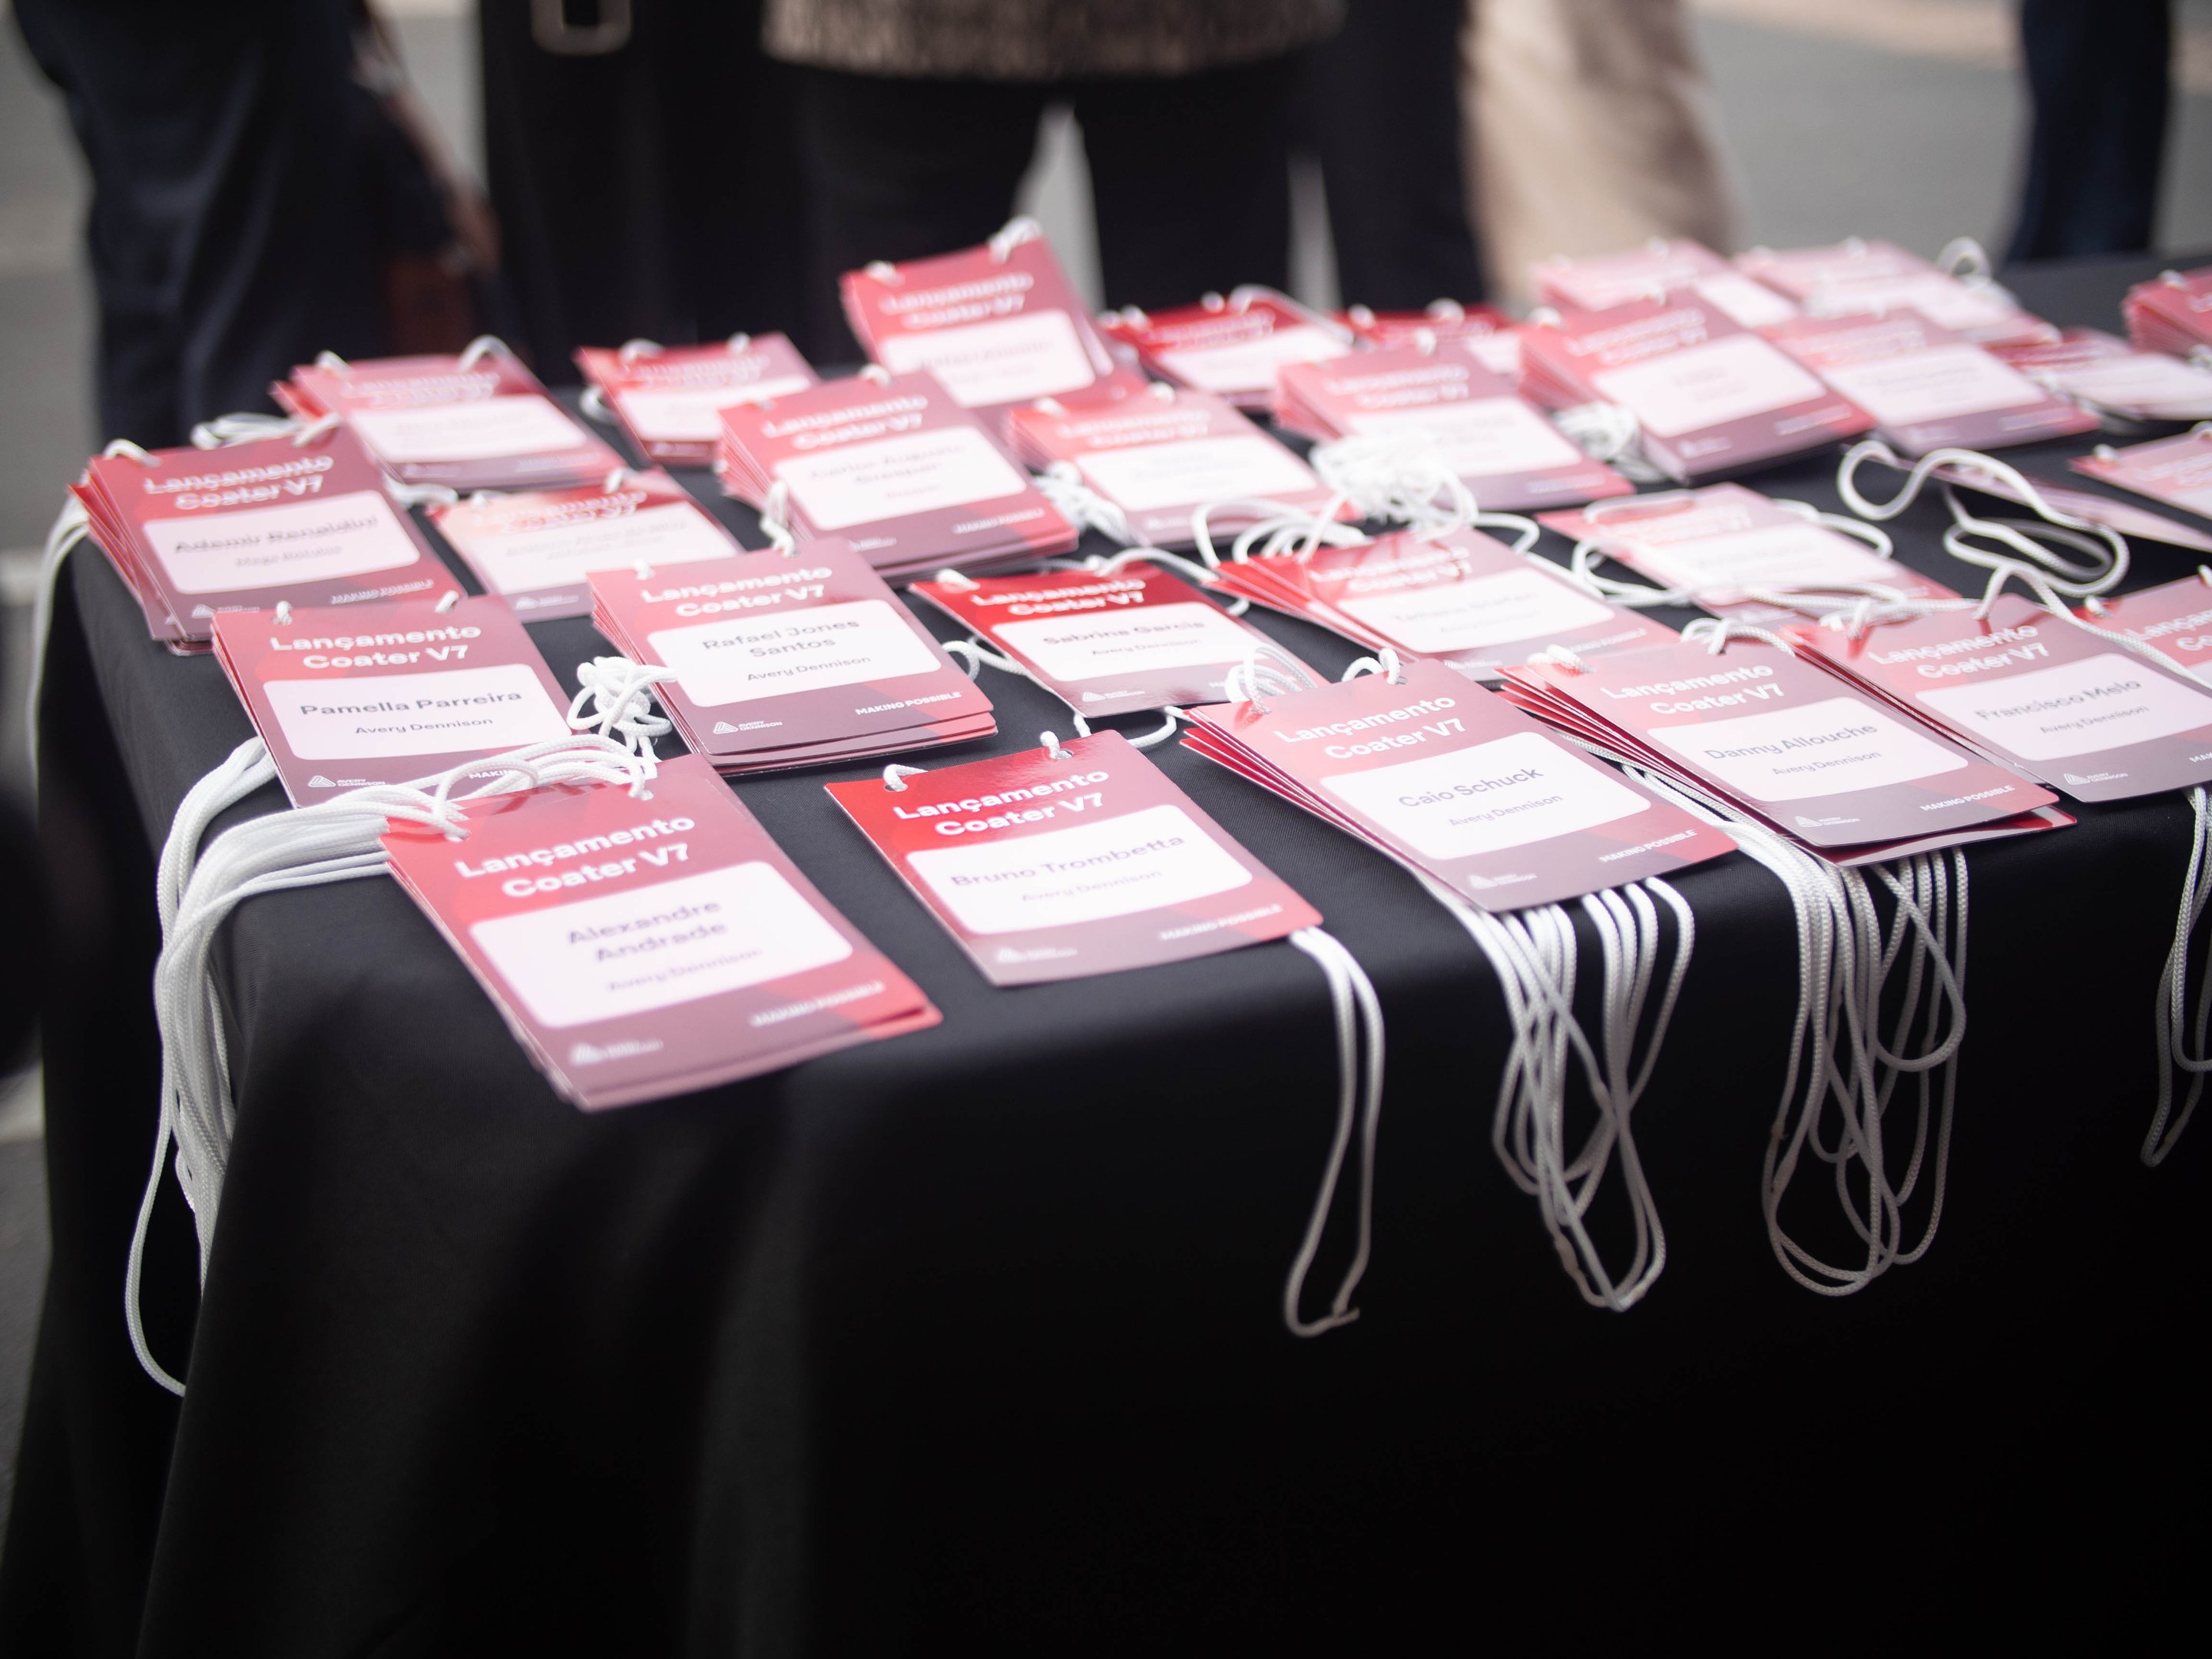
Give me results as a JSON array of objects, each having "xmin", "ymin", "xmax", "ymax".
[{"xmin": 5, "ymin": 254, "xmax": 2210, "ymax": 1655}]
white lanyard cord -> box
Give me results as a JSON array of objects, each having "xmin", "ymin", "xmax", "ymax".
[
  {"xmin": 1626, "ymin": 764, "xmax": 1969, "ymax": 1293},
  {"xmin": 1422, "ymin": 876, "xmax": 1690, "ymax": 1311},
  {"xmin": 1281, "ymin": 926, "xmax": 1387, "ymax": 1337},
  {"xmin": 2147, "ymin": 785, "xmax": 2212, "ymax": 1165},
  {"xmin": 131, "ymin": 733, "xmax": 656, "ymax": 1394},
  {"xmin": 1552, "ymin": 402, "xmax": 1667, "ymax": 483},
  {"xmin": 25, "ymin": 494, "xmax": 91, "ymax": 786}
]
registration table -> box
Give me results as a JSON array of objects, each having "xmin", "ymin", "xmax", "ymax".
[{"xmin": 5, "ymin": 253, "xmax": 2208, "ymax": 1654}]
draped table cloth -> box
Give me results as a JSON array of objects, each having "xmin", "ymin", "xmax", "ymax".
[{"xmin": 3, "ymin": 251, "xmax": 2207, "ymax": 1656}]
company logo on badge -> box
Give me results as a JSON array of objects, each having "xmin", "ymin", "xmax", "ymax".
[{"xmin": 308, "ymin": 775, "xmax": 336, "ymax": 789}]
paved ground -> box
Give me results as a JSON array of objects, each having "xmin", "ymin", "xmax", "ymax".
[{"xmin": 1, "ymin": 0, "xmax": 2207, "ymax": 1545}]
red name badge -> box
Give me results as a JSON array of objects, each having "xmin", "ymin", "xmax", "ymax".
[
  {"xmin": 2085, "ymin": 573, "xmax": 2212, "ymax": 686},
  {"xmin": 1535, "ymin": 239, "xmax": 1799, "ymax": 330},
  {"xmin": 909, "ymin": 562, "xmax": 1300, "ymax": 717},
  {"xmin": 716, "ymin": 370, "xmax": 1079, "ymax": 578},
  {"xmin": 1765, "ymin": 310, "xmax": 2096, "ymax": 455},
  {"xmin": 839, "ymin": 226, "xmax": 1134, "ymax": 426},
  {"xmin": 827, "ymin": 731, "xmax": 1319, "ymax": 985},
  {"xmin": 1995, "ymin": 328, "xmax": 2212, "ymax": 423},
  {"xmin": 77, "ymin": 426, "xmax": 448, "ymax": 648},
  {"xmin": 1539, "ymin": 484, "xmax": 1957, "ymax": 624},
  {"xmin": 1209, "ymin": 525, "xmax": 1667, "ymax": 680},
  {"xmin": 2124, "ymin": 265, "xmax": 2212, "ymax": 359},
  {"xmin": 211, "ymin": 595, "xmax": 574, "ymax": 803},
  {"xmin": 1735, "ymin": 240, "xmax": 2056, "ymax": 349},
  {"xmin": 1519, "ymin": 293, "xmax": 1871, "ymax": 482},
  {"xmin": 589, "ymin": 541, "xmax": 995, "ymax": 770},
  {"xmin": 1791, "ymin": 594, "xmax": 2212, "ymax": 803},
  {"xmin": 383, "ymin": 753, "xmax": 939, "ymax": 1109},
  {"xmin": 574, "ymin": 335, "xmax": 818, "ymax": 464},
  {"xmin": 429, "ymin": 469, "xmax": 742, "ymax": 621},
  {"xmin": 1340, "ymin": 300, "xmax": 1522, "ymax": 379},
  {"xmin": 1184, "ymin": 659, "xmax": 1735, "ymax": 911},
  {"xmin": 1100, "ymin": 287, "xmax": 1356, "ymax": 409},
  {"xmin": 1274, "ymin": 344, "xmax": 1631, "ymax": 512},
  {"xmin": 284, "ymin": 344, "xmax": 623, "ymax": 492},
  {"xmin": 1005, "ymin": 383, "xmax": 1336, "ymax": 548},
  {"xmin": 1500, "ymin": 635, "xmax": 2057, "ymax": 853},
  {"xmin": 2071, "ymin": 428, "xmax": 2212, "ymax": 525}
]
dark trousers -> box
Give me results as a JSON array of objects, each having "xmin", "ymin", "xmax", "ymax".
[
  {"xmin": 12, "ymin": 0, "xmax": 429, "ymax": 448},
  {"xmin": 478, "ymin": 0, "xmax": 809, "ymax": 376},
  {"xmin": 1295, "ymin": 0, "xmax": 1485, "ymax": 309},
  {"xmin": 2008, "ymin": 0, "xmax": 2173, "ymax": 261},
  {"xmin": 792, "ymin": 58, "xmax": 1301, "ymax": 362}
]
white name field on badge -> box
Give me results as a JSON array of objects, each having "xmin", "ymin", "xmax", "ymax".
[{"xmin": 383, "ymin": 753, "xmax": 939, "ymax": 1109}]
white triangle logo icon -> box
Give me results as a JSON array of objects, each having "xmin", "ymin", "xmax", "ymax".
[
  {"xmin": 713, "ymin": 721, "xmax": 740, "ymax": 734},
  {"xmin": 308, "ymin": 775, "xmax": 336, "ymax": 789}
]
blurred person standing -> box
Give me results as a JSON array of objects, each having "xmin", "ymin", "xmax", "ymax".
[
  {"xmin": 12, "ymin": 0, "xmax": 495, "ymax": 449},
  {"xmin": 2007, "ymin": 0, "xmax": 2175, "ymax": 260},
  {"xmin": 1296, "ymin": 0, "xmax": 1488, "ymax": 309},
  {"xmin": 1463, "ymin": 0, "xmax": 1741, "ymax": 306},
  {"xmin": 764, "ymin": 0, "xmax": 1345, "ymax": 359}
]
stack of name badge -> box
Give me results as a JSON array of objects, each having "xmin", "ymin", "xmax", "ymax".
[
  {"xmin": 574, "ymin": 335, "xmax": 817, "ymax": 465},
  {"xmin": 1997, "ymin": 328, "xmax": 2212, "ymax": 423},
  {"xmin": 1539, "ymin": 484, "xmax": 1955, "ymax": 627},
  {"xmin": 1207, "ymin": 525, "xmax": 1668, "ymax": 682},
  {"xmin": 2072, "ymin": 427, "xmax": 2212, "ymax": 522},
  {"xmin": 2124, "ymin": 266, "xmax": 2212, "ymax": 362},
  {"xmin": 589, "ymin": 541, "xmax": 995, "ymax": 772},
  {"xmin": 716, "ymin": 371, "xmax": 1080, "ymax": 578},
  {"xmin": 1181, "ymin": 658, "xmax": 1736, "ymax": 910},
  {"xmin": 278, "ymin": 341, "xmax": 624, "ymax": 492},
  {"xmin": 1763, "ymin": 311, "xmax": 2098, "ymax": 455},
  {"xmin": 838, "ymin": 220, "xmax": 1139, "ymax": 432},
  {"xmin": 1533, "ymin": 237, "xmax": 1800, "ymax": 330},
  {"xmin": 75, "ymin": 426, "xmax": 449, "ymax": 651},
  {"xmin": 1005, "ymin": 383, "xmax": 1337, "ymax": 548},
  {"xmin": 1273, "ymin": 344, "xmax": 1633, "ymax": 511},
  {"xmin": 385, "ymin": 753, "xmax": 939, "ymax": 1109},
  {"xmin": 827, "ymin": 731, "xmax": 1320, "ymax": 985},
  {"xmin": 1098, "ymin": 287, "xmax": 1356, "ymax": 410},
  {"xmin": 210, "ymin": 594, "xmax": 575, "ymax": 803},
  {"xmin": 2085, "ymin": 571, "xmax": 2212, "ymax": 686},
  {"xmin": 1519, "ymin": 293, "xmax": 1872, "ymax": 482},
  {"xmin": 1734, "ymin": 239, "xmax": 2057, "ymax": 349},
  {"xmin": 1497, "ymin": 634, "xmax": 2066, "ymax": 865},
  {"xmin": 1788, "ymin": 593, "xmax": 2212, "ymax": 804},
  {"xmin": 909, "ymin": 562, "xmax": 1300, "ymax": 716},
  {"xmin": 428, "ymin": 468, "xmax": 743, "ymax": 621},
  {"xmin": 1339, "ymin": 300, "xmax": 1523, "ymax": 376}
]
